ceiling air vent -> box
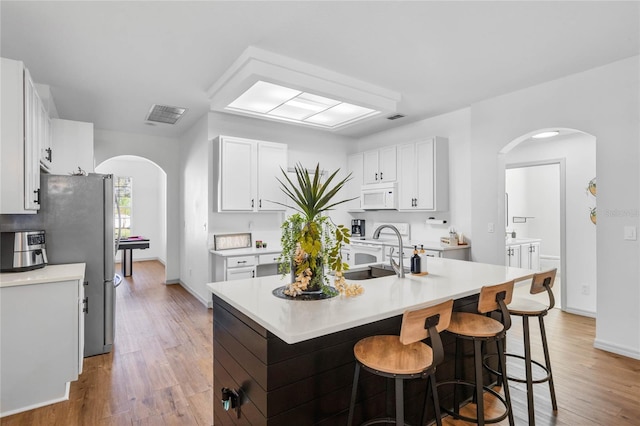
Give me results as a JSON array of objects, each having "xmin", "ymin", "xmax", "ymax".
[
  {"xmin": 145, "ymin": 104, "xmax": 187, "ymax": 125},
  {"xmin": 386, "ymin": 114, "xmax": 405, "ymax": 120}
]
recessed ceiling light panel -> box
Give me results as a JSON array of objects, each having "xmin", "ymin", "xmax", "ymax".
[{"xmin": 225, "ymin": 81, "xmax": 379, "ymax": 129}]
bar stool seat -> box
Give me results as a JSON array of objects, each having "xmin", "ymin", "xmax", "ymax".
[
  {"xmin": 438, "ymin": 280, "xmax": 515, "ymax": 426},
  {"xmin": 347, "ymin": 299, "xmax": 454, "ymax": 426},
  {"xmin": 506, "ymin": 298, "xmax": 548, "ymax": 316},
  {"xmin": 354, "ymin": 335, "xmax": 434, "ymax": 374}
]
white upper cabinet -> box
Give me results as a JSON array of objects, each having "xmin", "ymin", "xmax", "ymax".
[
  {"xmin": 50, "ymin": 119, "xmax": 94, "ymax": 175},
  {"xmin": 397, "ymin": 137, "xmax": 449, "ymax": 211},
  {"xmin": 363, "ymin": 145, "xmax": 396, "ymax": 184},
  {"xmin": 345, "ymin": 153, "xmax": 363, "ymax": 211},
  {"xmin": 213, "ymin": 135, "xmax": 287, "ymax": 212},
  {"xmin": 1, "ymin": 58, "xmax": 41, "ymax": 213}
]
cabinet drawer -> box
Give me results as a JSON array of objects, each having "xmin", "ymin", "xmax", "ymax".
[
  {"xmin": 227, "ymin": 255, "xmax": 256, "ymax": 268},
  {"xmin": 258, "ymin": 253, "xmax": 280, "ymax": 264}
]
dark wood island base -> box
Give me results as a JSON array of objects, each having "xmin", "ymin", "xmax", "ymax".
[{"xmin": 213, "ymin": 294, "xmax": 495, "ymax": 425}]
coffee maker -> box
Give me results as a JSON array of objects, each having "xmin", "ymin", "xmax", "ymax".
[{"xmin": 351, "ymin": 219, "xmax": 365, "ymax": 239}]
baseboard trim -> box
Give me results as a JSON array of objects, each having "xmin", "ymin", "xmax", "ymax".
[
  {"xmin": 177, "ymin": 280, "xmax": 209, "ymax": 307},
  {"xmin": 594, "ymin": 338, "xmax": 640, "ymax": 360},
  {"xmin": 0, "ymin": 382, "xmax": 70, "ymax": 418},
  {"xmin": 563, "ymin": 307, "xmax": 596, "ymax": 318}
]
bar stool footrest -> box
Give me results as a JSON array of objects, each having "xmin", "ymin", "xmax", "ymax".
[
  {"xmin": 360, "ymin": 417, "xmax": 410, "ymax": 426},
  {"xmin": 483, "ymin": 352, "xmax": 552, "ymax": 384},
  {"xmin": 437, "ymin": 379, "xmax": 510, "ymax": 424}
]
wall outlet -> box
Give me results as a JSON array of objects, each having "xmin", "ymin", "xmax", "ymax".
[
  {"xmin": 581, "ymin": 284, "xmax": 590, "ymax": 296},
  {"xmin": 624, "ymin": 226, "xmax": 637, "ymax": 241},
  {"xmin": 488, "ymin": 222, "xmax": 495, "ymax": 233}
]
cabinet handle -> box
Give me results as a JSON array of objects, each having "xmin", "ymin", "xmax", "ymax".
[
  {"xmin": 237, "ymin": 260, "xmax": 247, "ymax": 264},
  {"xmin": 46, "ymin": 147, "xmax": 52, "ymax": 162},
  {"xmin": 380, "ymin": 172, "xmax": 383, "ymax": 180},
  {"xmin": 83, "ymin": 297, "xmax": 88, "ymax": 313},
  {"xmin": 375, "ymin": 172, "xmax": 378, "ymax": 181},
  {"xmin": 34, "ymin": 188, "xmax": 40, "ymax": 204},
  {"xmin": 251, "ymin": 199, "xmax": 254, "ymax": 208},
  {"xmin": 259, "ymin": 199, "xmax": 262, "ymax": 208},
  {"xmin": 252, "ymin": 271, "xmax": 255, "ymax": 278}
]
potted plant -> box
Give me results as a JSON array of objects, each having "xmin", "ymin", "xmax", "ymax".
[{"xmin": 275, "ymin": 163, "xmax": 354, "ymax": 297}]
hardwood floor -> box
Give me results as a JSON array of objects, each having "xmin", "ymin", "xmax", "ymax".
[{"xmin": 3, "ymin": 260, "xmax": 639, "ymax": 425}]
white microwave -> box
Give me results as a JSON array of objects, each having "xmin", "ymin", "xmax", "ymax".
[{"xmin": 361, "ymin": 182, "xmax": 397, "ymax": 210}]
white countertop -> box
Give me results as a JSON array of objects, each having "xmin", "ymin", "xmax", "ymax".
[
  {"xmin": 206, "ymin": 258, "xmax": 535, "ymax": 344},
  {"xmin": 210, "ymin": 246, "xmax": 283, "ymax": 257},
  {"xmin": 0, "ymin": 263, "xmax": 86, "ymax": 288},
  {"xmin": 350, "ymin": 239, "xmax": 470, "ymax": 251},
  {"xmin": 505, "ymin": 238, "xmax": 541, "ymax": 245}
]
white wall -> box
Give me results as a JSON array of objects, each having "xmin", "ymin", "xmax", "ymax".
[
  {"xmin": 469, "ymin": 56, "xmax": 639, "ymax": 358},
  {"xmin": 96, "ymin": 156, "xmax": 167, "ymax": 264},
  {"xmin": 93, "ymin": 129, "xmax": 180, "ymax": 283},
  {"xmin": 354, "ymin": 108, "xmax": 471, "ymax": 243},
  {"xmin": 506, "ymin": 164, "xmax": 561, "ymax": 255},
  {"xmin": 506, "ymin": 133, "xmax": 597, "ymax": 315}
]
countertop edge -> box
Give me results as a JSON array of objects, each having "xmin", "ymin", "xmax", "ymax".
[{"xmin": 0, "ymin": 263, "xmax": 86, "ymax": 288}]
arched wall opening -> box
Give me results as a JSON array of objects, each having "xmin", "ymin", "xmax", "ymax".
[
  {"xmin": 96, "ymin": 155, "xmax": 168, "ymax": 282},
  {"xmin": 500, "ymin": 127, "xmax": 597, "ymax": 316}
]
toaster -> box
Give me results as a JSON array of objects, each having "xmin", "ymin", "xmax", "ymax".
[{"xmin": 1, "ymin": 230, "xmax": 48, "ymax": 272}]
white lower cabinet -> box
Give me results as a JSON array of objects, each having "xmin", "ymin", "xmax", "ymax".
[
  {"xmin": 212, "ymin": 250, "xmax": 283, "ymax": 282},
  {"xmin": 520, "ymin": 241, "xmax": 541, "ymax": 270},
  {"xmin": 0, "ymin": 277, "xmax": 84, "ymax": 416},
  {"xmin": 505, "ymin": 244, "xmax": 521, "ymax": 267}
]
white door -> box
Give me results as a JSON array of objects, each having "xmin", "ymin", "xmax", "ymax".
[
  {"xmin": 363, "ymin": 150, "xmax": 379, "ymax": 184},
  {"xmin": 378, "ymin": 145, "xmax": 397, "ymax": 182},
  {"xmin": 257, "ymin": 142, "xmax": 287, "ymax": 211},
  {"xmin": 397, "ymin": 143, "xmax": 416, "ymax": 209},
  {"xmin": 221, "ymin": 137, "xmax": 255, "ymax": 211},
  {"xmin": 416, "ymin": 139, "xmax": 435, "ymax": 210}
]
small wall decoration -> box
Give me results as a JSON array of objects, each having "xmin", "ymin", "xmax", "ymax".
[
  {"xmin": 586, "ymin": 177, "xmax": 596, "ymax": 225},
  {"xmin": 587, "ymin": 177, "xmax": 596, "ymax": 196}
]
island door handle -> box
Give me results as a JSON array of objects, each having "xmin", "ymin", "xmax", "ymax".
[
  {"xmin": 375, "ymin": 172, "xmax": 378, "ymax": 181},
  {"xmin": 380, "ymin": 172, "xmax": 383, "ymax": 180}
]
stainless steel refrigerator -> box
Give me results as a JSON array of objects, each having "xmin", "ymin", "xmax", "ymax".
[{"xmin": 40, "ymin": 173, "xmax": 119, "ymax": 357}]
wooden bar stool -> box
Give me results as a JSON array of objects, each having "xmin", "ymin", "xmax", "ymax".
[
  {"xmin": 347, "ymin": 299, "xmax": 454, "ymax": 426},
  {"xmin": 504, "ymin": 269, "xmax": 558, "ymax": 425},
  {"xmin": 439, "ymin": 281, "xmax": 515, "ymax": 426}
]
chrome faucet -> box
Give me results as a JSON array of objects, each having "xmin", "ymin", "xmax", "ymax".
[{"xmin": 373, "ymin": 224, "xmax": 405, "ymax": 278}]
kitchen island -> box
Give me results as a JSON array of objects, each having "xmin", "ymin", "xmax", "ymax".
[{"xmin": 207, "ymin": 258, "xmax": 536, "ymax": 425}]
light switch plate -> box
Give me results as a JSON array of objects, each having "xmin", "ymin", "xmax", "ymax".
[{"xmin": 624, "ymin": 226, "xmax": 637, "ymax": 241}]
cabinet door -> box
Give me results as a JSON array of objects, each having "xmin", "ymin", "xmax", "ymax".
[
  {"xmin": 378, "ymin": 145, "xmax": 397, "ymax": 182},
  {"xmin": 257, "ymin": 142, "xmax": 287, "ymax": 211},
  {"xmin": 40, "ymin": 111, "xmax": 52, "ymax": 170},
  {"xmin": 505, "ymin": 245, "xmax": 521, "ymax": 267},
  {"xmin": 415, "ymin": 139, "xmax": 435, "ymax": 210},
  {"xmin": 362, "ymin": 150, "xmax": 379, "ymax": 184},
  {"xmin": 220, "ymin": 137, "xmax": 255, "ymax": 211},
  {"xmin": 23, "ymin": 68, "xmax": 41, "ymax": 211},
  {"xmin": 397, "ymin": 143, "xmax": 416, "ymax": 209},
  {"xmin": 522, "ymin": 242, "xmax": 541, "ymax": 270},
  {"xmin": 50, "ymin": 119, "xmax": 94, "ymax": 175},
  {"xmin": 345, "ymin": 153, "xmax": 363, "ymax": 210}
]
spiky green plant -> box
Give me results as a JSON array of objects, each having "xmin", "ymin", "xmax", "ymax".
[{"xmin": 275, "ymin": 163, "xmax": 355, "ymax": 294}]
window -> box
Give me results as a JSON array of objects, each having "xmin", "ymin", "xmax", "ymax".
[{"xmin": 115, "ymin": 176, "xmax": 132, "ymax": 239}]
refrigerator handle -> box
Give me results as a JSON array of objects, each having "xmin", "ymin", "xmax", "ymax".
[{"xmin": 115, "ymin": 192, "xmax": 123, "ymax": 252}]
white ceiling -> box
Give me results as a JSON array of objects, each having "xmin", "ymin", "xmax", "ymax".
[{"xmin": 1, "ymin": 1, "xmax": 638, "ymax": 139}]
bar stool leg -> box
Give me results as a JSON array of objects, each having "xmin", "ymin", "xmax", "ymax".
[
  {"xmin": 430, "ymin": 374, "xmax": 443, "ymax": 426},
  {"xmin": 497, "ymin": 337, "xmax": 515, "ymax": 426},
  {"xmin": 453, "ymin": 337, "xmax": 462, "ymax": 415},
  {"xmin": 473, "ymin": 339, "xmax": 485, "ymax": 426},
  {"xmin": 523, "ymin": 316, "xmax": 535, "ymax": 425},
  {"xmin": 347, "ymin": 363, "xmax": 360, "ymax": 426},
  {"xmin": 539, "ymin": 315, "xmax": 558, "ymax": 411},
  {"xmin": 395, "ymin": 378, "xmax": 404, "ymax": 426}
]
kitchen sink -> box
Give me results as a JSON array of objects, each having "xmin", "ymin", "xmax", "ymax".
[{"xmin": 343, "ymin": 263, "xmax": 407, "ymax": 280}]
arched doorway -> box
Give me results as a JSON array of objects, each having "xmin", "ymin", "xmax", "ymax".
[
  {"xmin": 500, "ymin": 128, "xmax": 597, "ymax": 316},
  {"xmin": 96, "ymin": 155, "xmax": 168, "ymax": 283}
]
